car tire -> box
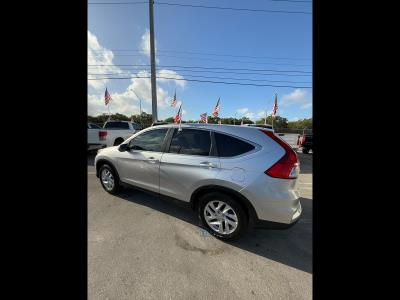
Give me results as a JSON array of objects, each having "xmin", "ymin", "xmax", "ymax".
[
  {"xmin": 198, "ymin": 192, "xmax": 248, "ymax": 241},
  {"xmin": 302, "ymin": 147, "xmax": 310, "ymax": 154},
  {"xmin": 99, "ymin": 164, "xmax": 120, "ymax": 194}
]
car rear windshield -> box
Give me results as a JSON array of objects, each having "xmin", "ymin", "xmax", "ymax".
[
  {"xmin": 168, "ymin": 129, "xmax": 211, "ymax": 156},
  {"xmin": 215, "ymin": 132, "xmax": 255, "ymax": 157},
  {"xmin": 89, "ymin": 123, "xmax": 101, "ymax": 129},
  {"xmin": 104, "ymin": 121, "xmax": 130, "ymax": 129}
]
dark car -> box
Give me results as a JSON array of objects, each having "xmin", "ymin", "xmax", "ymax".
[
  {"xmin": 297, "ymin": 131, "xmax": 313, "ymax": 154},
  {"xmin": 151, "ymin": 121, "xmax": 169, "ymax": 127}
]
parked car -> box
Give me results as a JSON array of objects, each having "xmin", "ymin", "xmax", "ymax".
[
  {"xmin": 103, "ymin": 120, "xmax": 141, "ymax": 147},
  {"xmin": 95, "ymin": 124, "xmax": 301, "ymax": 240},
  {"xmin": 87, "ymin": 123, "xmax": 107, "ymax": 151},
  {"xmin": 297, "ymin": 129, "xmax": 313, "ymax": 154},
  {"xmin": 151, "ymin": 121, "xmax": 169, "ymax": 126}
]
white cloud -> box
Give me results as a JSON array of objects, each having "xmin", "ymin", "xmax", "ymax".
[
  {"xmin": 88, "ymin": 69, "xmax": 186, "ymax": 117},
  {"xmin": 280, "ymin": 89, "xmax": 312, "ymax": 108},
  {"xmin": 300, "ymin": 102, "xmax": 312, "ymax": 109},
  {"xmin": 88, "ymin": 29, "xmax": 187, "ymax": 118},
  {"xmin": 289, "ymin": 117, "xmax": 299, "ymax": 121},
  {"xmin": 140, "ymin": 29, "xmax": 159, "ymax": 63},
  {"xmin": 88, "ymin": 93, "xmax": 142, "ymax": 116},
  {"xmin": 244, "ymin": 112, "xmax": 255, "ymax": 120},
  {"xmin": 87, "ymin": 31, "xmax": 125, "ymax": 90},
  {"xmin": 140, "ymin": 29, "xmax": 151, "ymax": 57},
  {"xmin": 236, "ymin": 108, "xmax": 249, "ymax": 114},
  {"xmin": 256, "ymin": 110, "xmax": 272, "ymax": 118},
  {"xmin": 157, "ymin": 69, "xmax": 186, "ymax": 88}
]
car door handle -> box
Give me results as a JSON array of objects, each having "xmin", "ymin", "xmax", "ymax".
[
  {"xmin": 147, "ymin": 157, "xmax": 159, "ymax": 164},
  {"xmin": 199, "ymin": 162, "xmax": 218, "ymax": 168}
]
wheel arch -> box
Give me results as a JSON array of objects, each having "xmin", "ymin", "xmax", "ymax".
[
  {"xmin": 189, "ymin": 185, "xmax": 259, "ymax": 225},
  {"xmin": 95, "ymin": 159, "xmax": 120, "ymax": 181}
]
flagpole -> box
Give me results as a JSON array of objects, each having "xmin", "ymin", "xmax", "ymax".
[
  {"xmin": 178, "ymin": 103, "xmax": 182, "ymax": 131},
  {"xmin": 264, "ymin": 109, "xmax": 267, "ymax": 125},
  {"xmin": 272, "ymin": 115, "xmax": 274, "ymax": 130}
]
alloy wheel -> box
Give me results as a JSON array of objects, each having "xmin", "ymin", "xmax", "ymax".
[
  {"xmin": 204, "ymin": 200, "xmax": 238, "ymax": 235},
  {"xmin": 101, "ymin": 169, "xmax": 115, "ymax": 191}
]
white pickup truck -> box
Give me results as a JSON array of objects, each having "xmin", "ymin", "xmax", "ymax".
[
  {"xmin": 87, "ymin": 123, "xmax": 107, "ymax": 151},
  {"xmin": 103, "ymin": 120, "xmax": 141, "ymax": 147}
]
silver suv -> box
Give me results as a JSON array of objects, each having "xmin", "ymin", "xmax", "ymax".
[{"xmin": 95, "ymin": 124, "xmax": 301, "ymax": 240}]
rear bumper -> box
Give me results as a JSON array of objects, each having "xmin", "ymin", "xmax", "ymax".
[
  {"xmin": 253, "ymin": 201, "xmax": 302, "ymax": 229},
  {"xmin": 240, "ymin": 174, "xmax": 301, "ymax": 225}
]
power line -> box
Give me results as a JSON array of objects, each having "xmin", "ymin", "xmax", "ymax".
[
  {"xmin": 88, "ymin": 65, "xmax": 311, "ymax": 77},
  {"xmin": 88, "ymin": 53, "xmax": 311, "ymax": 67},
  {"xmin": 89, "ymin": 64, "xmax": 311, "ymax": 73},
  {"xmin": 155, "ymin": 1, "xmax": 311, "ymax": 14},
  {"xmin": 88, "ymin": 1, "xmax": 147, "ymax": 4},
  {"xmin": 88, "ymin": 75, "xmax": 312, "ymax": 88},
  {"xmin": 271, "ymin": 0, "xmax": 312, "ymax": 3},
  {"xmin": 158, "ymin": 64, "xmax": 312, "ymax": 73},
  {"xmin": 88, "ymin": 72, "xmax": 311, "ymax": 84},
  {"xmin": 90, "ymin": 48, "xmax": 311, "ymax": 61},
  {"xmin": 88, "ymin": 1, "xmax": 311, "ymax": 14}
]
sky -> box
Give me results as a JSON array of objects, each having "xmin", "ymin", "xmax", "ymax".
[{"xmin": 88, "ymin": 0, "xmax": 312, "ymax": 122}]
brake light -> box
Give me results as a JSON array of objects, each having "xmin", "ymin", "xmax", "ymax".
[
  {"xmin": 99, "ymin": 131, "xmax": 107, "ymax": 141},
  {"xmin": 260, "ymin": 130, "xmax": 299, "ymax": 179}
]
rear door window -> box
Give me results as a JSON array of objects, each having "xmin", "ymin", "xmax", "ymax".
[
  {"xmin": 104, "ymin": 122, "xmax": 130, "ymax": 129},
  {"xmin": 215, "ymin": 132, "xmax": 255, "ymax": 157},
  {"xmin": 168, "ymin": 129, "xmax": 211, "ymax": 156}
]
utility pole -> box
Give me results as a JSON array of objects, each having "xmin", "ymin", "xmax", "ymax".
[{"xmin": 148, "ymin": 0, "xmax": 158, "ymax": 122}]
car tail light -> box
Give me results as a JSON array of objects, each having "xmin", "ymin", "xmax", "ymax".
[
  {"xmin": 99, "ymin": 131, "xmax": 107, "ymax": 141},
  {"xmin": 260, "ymin": 130, "xmax": 299, "ymax": 179}
]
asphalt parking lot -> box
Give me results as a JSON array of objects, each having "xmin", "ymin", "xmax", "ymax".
[{"xmin": 88, "ymin": 151, "xmax": 312, "ymax": 300}]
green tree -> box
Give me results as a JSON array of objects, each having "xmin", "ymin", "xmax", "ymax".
[
  {"xmin": 130, "ymin": 112, "xmax": 153, "ymax": 128},
  {"xmin": 256, "ymin": 116, "xmax": 288, "ymax": 128},
  {"xmin": 287, "ymin": 118, "xmax": 312, "ymax": 129},
  {"xmin": 163, "ymin": 117, "xmax": 175, "ymax": 123}
]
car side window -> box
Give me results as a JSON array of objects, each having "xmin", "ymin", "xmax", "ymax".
[
  {"xmin": 168, "ymin": 129, "xmax": 211, "ymax": 156},
  {"xmin": 128, "ymin": 128, "xmax": 168, "ymax": 152},
  {"xmin": 104, "ymin": 122, "xmax": 129, "ymax": 129},
  {"xmin": 215, "ymin": 132, "xmax": 255, "ymax": 157}
]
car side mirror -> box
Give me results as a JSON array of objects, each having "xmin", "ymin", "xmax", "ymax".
[{"xmin": 118, "ymin": 143, "xmax": 129, "ymax": 152}]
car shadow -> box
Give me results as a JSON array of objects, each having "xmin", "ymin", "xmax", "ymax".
[
  {"xmin": 115, "ymin": 187, "xmax": 312, "ymax": 274},
  {"xmin": 88, "ymin": 153, "xmax": 95, "ymax": 166},
  {"xmin": 297, "ymin": 152, "xmax": 312, "ymax": 174}
]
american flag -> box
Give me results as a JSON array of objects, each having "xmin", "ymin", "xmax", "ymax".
[
  {"xmin": 105, "ymin": 88, "xmax": 112, "ymax": 105},
  {"xmin": 170, "ymin": 91, "xmax": 177, "ymax": 108},
  {"xmin": 212, "ymin": 97, "xmax": 220, "ymax": 117},
  {"xmin": 272, "ymin": 94, "xmax": 278, "ymax": 117},
  {"xmin": 174, "ymin": 104, "xmax": 182, "ymax": 124},
  {"xmin": 200, "ymin": 112, "xmax": 208, "ymax": 123}
]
